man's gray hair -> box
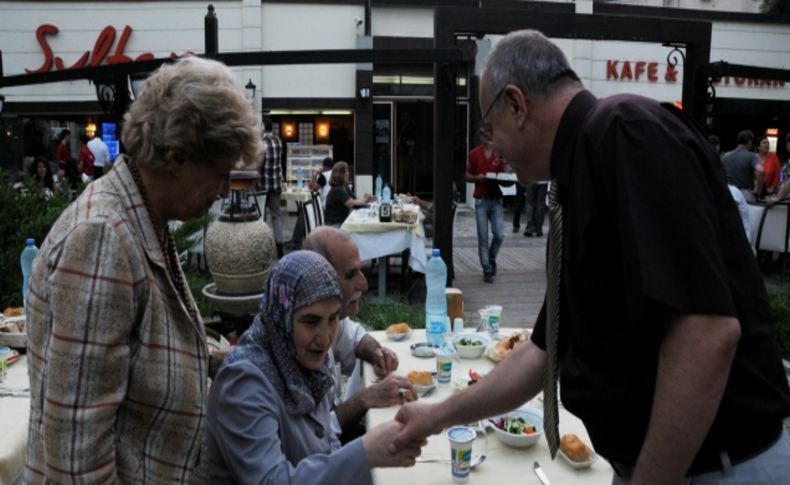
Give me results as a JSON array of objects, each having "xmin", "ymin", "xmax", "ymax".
[{"xmin": 482, "ymin": 30, "xmax": 577, "ymax": 111}]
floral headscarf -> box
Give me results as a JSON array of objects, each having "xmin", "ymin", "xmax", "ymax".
[{"xmin": 224, "ymin": 250, "xmax": 341, "ymax": 414}]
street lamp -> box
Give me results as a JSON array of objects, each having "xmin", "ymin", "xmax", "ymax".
[{"xmin": 245, "ymin": 79, "xmax": 257, "ymax": 101}]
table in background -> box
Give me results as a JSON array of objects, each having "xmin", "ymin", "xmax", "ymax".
[
  {"xmin": 1, "ymin": 355, "xmax": 30, "ymax": 485},
  {"xmin": 342, "ymin": 207, "xmax": 428, "ymax": 297},
  {"xmin": 365, "ymin": 329, "xmax": 613, "ymax": 485}
]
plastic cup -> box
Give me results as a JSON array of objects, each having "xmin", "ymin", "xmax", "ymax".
[
  {"xmin": 446, "ymin": 426, "xmax": 476, "ymax": 483},
  {"xmin": 485, "ymin": 304, "xmax": 502, "ymax": 336},
  {"xmin": 436, "ymin": 347, "xmax": 455, "ymax": 384}
]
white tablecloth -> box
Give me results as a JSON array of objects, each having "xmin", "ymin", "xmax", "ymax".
[
  {"xmin": 366, "ymin": 329, "xmax": 612, "ymax": 485},
  {"xmin": 1, "ymin": 355, "xmax": 29, "ymax": 485},
  {"xmin": 343, "ymin": 209, "xmax": 428, "ymax": 274}
]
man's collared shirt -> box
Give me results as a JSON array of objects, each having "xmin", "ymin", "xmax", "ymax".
[{"xmin": 260, "ymin": 131, "xmax": 283, "ymax": 192}]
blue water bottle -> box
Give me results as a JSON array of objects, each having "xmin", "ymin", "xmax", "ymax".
[
  {"xmin": 21, "ymin": 238, "xmax": 39, "ymax": 310},
  {"xmin": 382, "ymin": 183, "xmax": 392, "ymax": 203},
  {"xmin": 375, "ymin": 174, "xmax": 383, "ymax": 199},
  {"xmin": 297, "ymin": 167, "xmax": 304, "ymax": 190},
  {"xmin": 425, "ymin": 248, "xmax": 448, "ymax": 346}
]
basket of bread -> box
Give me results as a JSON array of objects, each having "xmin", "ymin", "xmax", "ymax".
[
  {"xmin": 485, "ymin": 330, "xmax": 530, "ymax": 363},
  {"xmin": 0, "ymin": 307, "xmax": 27, "ymax": 349}
]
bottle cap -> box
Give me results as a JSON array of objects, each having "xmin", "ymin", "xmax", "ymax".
[
  {"xmin": 432, "ymin": 248, "xmax": 441, "ymax": 257},
  {"xmin": 25, "ymin": 238, "xmax": 35, "ymax": 246}
]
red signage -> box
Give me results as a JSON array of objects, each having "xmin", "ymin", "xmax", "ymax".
[
  {"xmin": 606, "ymin": 60, "xmax": 678, "ymax": 83},
  {"xmin": 711, "ymin": 76, "xmax": 785, "ymax": 88},
  {"xmin": 25, "ymin": 24, "xmax": 193, "ymax": 74}
]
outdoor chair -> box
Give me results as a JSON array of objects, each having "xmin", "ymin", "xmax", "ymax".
[{"xmin": 752, "ymin": 202, "xmax": 790, "ymax": 277}]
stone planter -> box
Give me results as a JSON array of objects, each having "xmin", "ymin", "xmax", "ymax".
[{"xmin": 205, "ymin": 211, "xmax": 276, "ymax": 295}]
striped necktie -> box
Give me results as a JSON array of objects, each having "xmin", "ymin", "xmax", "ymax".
[{"xmin": 544, "ymin": 180, "xmax": 562, "ymax": 458}]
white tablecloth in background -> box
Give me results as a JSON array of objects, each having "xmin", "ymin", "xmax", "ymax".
[
  {"xmin": 366, "ymin": 329, "xmax": 612, "ymax": 485},
  {"xmin": 343, "ymin": 209, "xmax": 428, "ymax": 274},
  {"xmin": 1, "ymin": 355, "xmax": 29, "ymax": 485}
]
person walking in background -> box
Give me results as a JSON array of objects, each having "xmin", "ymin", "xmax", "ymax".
[
  {"xmin": 522, "ymin": 181, "xmax": 548, "ymax": 237},
  {"xmin": 390, "ymin": 30, "xmax": 790, "ymax": 484},
  {"xmin": 512, "ymin": 182, "xmax": 526, "ymax": 233},
  {"xmin": 260, "ymin": 117, "xmax": 285, "ymax": 258},
  {"xmin": 757, "ymin": 135, "xmax": 781, "ymax": 197},
  {"xmin": 722, "ymin": 129, "xmax": 763, "ymax": 203},
  {"xmin": 54, "ymin": 128, "xmax": 70, "ymax": 171},
  {"xmin": 466, "ymin": 125, "xmax": 505, "ymax": 283},
  {"xmin": 88, "ymin": 130, "xmax": 111, "ymax": 179},
  {"xmin": 24, "ymin": 56, "xmax": 262, "ymax": 483},
  {"xmin": 78, "ymin": 132, "xmax": 95, "ymax": 182}
]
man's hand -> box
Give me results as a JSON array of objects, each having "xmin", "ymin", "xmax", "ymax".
[
  {"xmin": 363, "ymin": 421, "xmax": 427, "ymax": 468},
  {"xmin": 363, "ymin": 374, "xmax": 417, "ymax": 408},
  {"xmin": 388, "ymin": 402, "xmax": 445, "ymax": 453},
  {"xmin": 373, "ymin": 347, "xmax": 399, "ymax": 378}
]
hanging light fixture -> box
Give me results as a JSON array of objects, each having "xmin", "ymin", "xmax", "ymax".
[{"xmin": 245, "ymin": 79, "xmax": 257, "ymax": 100}]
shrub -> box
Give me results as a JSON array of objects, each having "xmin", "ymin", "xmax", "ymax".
[
  {"xmin": 0, "ymin": 173, "xmax": 71, "ymax": 309},
  {"xmin": 768, "ymin": 285, "xmax": 790, "ymax": 360},
  {"xmin": 357, "ymin": 297, "xmax": 425, "ymax": 331}
]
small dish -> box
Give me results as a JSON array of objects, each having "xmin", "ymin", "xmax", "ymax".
[
  {"xmin": 558, "ymin": 449, "xmax": 597, "ymax": 469},
  {"xmin": 453, "ymin": 333, "xmax": 491, "ymax": 359},
  {"xmin": 412, "ymin": 378, "xmax": 436, "ymax": 395},
  {"xmin": 410, "ymin": 342, "xmax": 439, "ymax": 358},
  {"xmin": 487, "ymin": 405, "xmax": 544, "ymax": 448},
  {"xmin": 386, "ymin": 328, "xmax": 413, "ymax": 342}
]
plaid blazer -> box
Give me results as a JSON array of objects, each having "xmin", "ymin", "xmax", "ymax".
[{"xmin": 24, "ymin": 158, "xmax": 209, "ymax": 483}]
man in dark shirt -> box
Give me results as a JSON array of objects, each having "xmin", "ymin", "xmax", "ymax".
[
  {"xmin": 390, "ymin": 30, "xmax": 790, "ymax": 483},
  {"xmin": 722, "ymin": 130, "xmax": 764, "ymax": 203}
]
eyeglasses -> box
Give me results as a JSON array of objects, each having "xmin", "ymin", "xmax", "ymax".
[{"xmin": 481, "ymin": 86, "xmax": 506, "ymax": 127}]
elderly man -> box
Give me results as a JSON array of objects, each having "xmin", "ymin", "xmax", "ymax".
[
  {"xmin": 303, "ymin": 227, "xmax": 416, "ymax": 437},
  {"xmin": 390, "ymin": 30, "xmax": 790, "ymax": 484}
]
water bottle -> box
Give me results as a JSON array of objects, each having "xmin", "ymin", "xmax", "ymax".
[
  {"xmin": 382, "ymin": 183, "xmax": 392, "ymax": 203},
  {"xmin": 375, "ymin": 174, "xmax": 383, "ymax": 199},
  {"xmin": 297, "ymin": 167, "xmax": 304, "ymax": 190},
  {"xmin": 21, "ymin": 238, "xmax": 39, "ymax": 310},
  {"xmin": 425, "ymin": 248, "xmax": 448, "ymax": 346},
  {"xmin": 0, "ymin": 345, "xmax": 8, "ymax": 383}
]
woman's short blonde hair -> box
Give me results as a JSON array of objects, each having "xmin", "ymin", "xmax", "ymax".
[
  {"xmin": 122, "ymin": 56, "xmax": 262, "ymax": 170},
  {"xmin": 329, "ymin": 161, "xmax": 349, "ymax": 186}
]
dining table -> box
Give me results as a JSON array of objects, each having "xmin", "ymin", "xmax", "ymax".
[
  {"xmin": 341, "ymin": 204, "xmax": 429, "ymax": 298},
  {"xmin": 0, "ymin": 353, "xmax": 30, "ymax": 485},
  {"xmin": 364, "ymin": 328, "xmax": 613, "ymax": 485}
]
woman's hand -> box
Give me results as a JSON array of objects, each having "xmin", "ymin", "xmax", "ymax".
[
  {"xmin": 363, "ymin": 420, "xmax": 426, "ymax": 468},
  {"xmin": 363, "ymin": 374, "xmax": 417, "ymax": 408}
]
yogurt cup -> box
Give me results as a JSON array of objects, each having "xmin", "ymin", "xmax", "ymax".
[
  {"xmin": 436, "ymin": 347, "xmax": 455, "ymax": 384},
  {"xmin": 446, "ymin": 426, "xmax": 476, "ymax": 483}
]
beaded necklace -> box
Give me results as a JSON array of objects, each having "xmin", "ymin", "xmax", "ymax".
[{"xmin": 126, "ymin": 157, "xmax": 199, "ymax": 325}]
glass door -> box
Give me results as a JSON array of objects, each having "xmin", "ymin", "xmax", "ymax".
[{"xmin": 373, "ymin": 101, "xmax": 395, "ymax": 188}]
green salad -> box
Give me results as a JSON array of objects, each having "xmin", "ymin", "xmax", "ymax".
[{"xmin": 457, "ymin": 338, "xmax": 483, "ymax": 346}]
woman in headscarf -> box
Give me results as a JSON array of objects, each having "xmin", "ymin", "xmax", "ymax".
[{"xmin": 207, "ymin": 251, "xmax": 422, "ymax": 484}]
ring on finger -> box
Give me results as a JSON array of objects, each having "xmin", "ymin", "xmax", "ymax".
[{"xmin": 398, "ymin": 387, "xmax": 407, "ymax": 398}]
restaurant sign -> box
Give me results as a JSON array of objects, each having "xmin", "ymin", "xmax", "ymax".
[
  {"xmin": 606, "ymin": 60, "xmax": 678, "ymax": 83},
  {"xmin": 25, "ymin": 24, "xmax": 193, "ymax": 74}
]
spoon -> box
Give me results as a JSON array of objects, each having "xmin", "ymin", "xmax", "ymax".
[{"xmin": 417, "ymin": 454, "xmax": 486, "ymax": 469}]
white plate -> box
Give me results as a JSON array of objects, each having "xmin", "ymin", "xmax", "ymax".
[
  {"xmin": 558, "ymin": 448, "xmax": 597, "ymax": 469},
  {"xmin": 412, "ymin": 379, "xmax": 436, "ymax": 395},
  {"xmin": 410, "ymin": 342, "xmax": 439, "ymax": 358},
  {"xmin": 386, "ymin": 328, "xmax": 413, "ymax": 342}
]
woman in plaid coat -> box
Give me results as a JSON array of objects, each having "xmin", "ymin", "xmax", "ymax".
[{"xmin": 23, "ymin": 57, "xmax": 262, "ymax": 483}]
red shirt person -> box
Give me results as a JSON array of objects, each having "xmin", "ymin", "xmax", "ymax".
[{"xmin": 466, "ymin": 128, "xmax": 506, "ymax": 283}]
